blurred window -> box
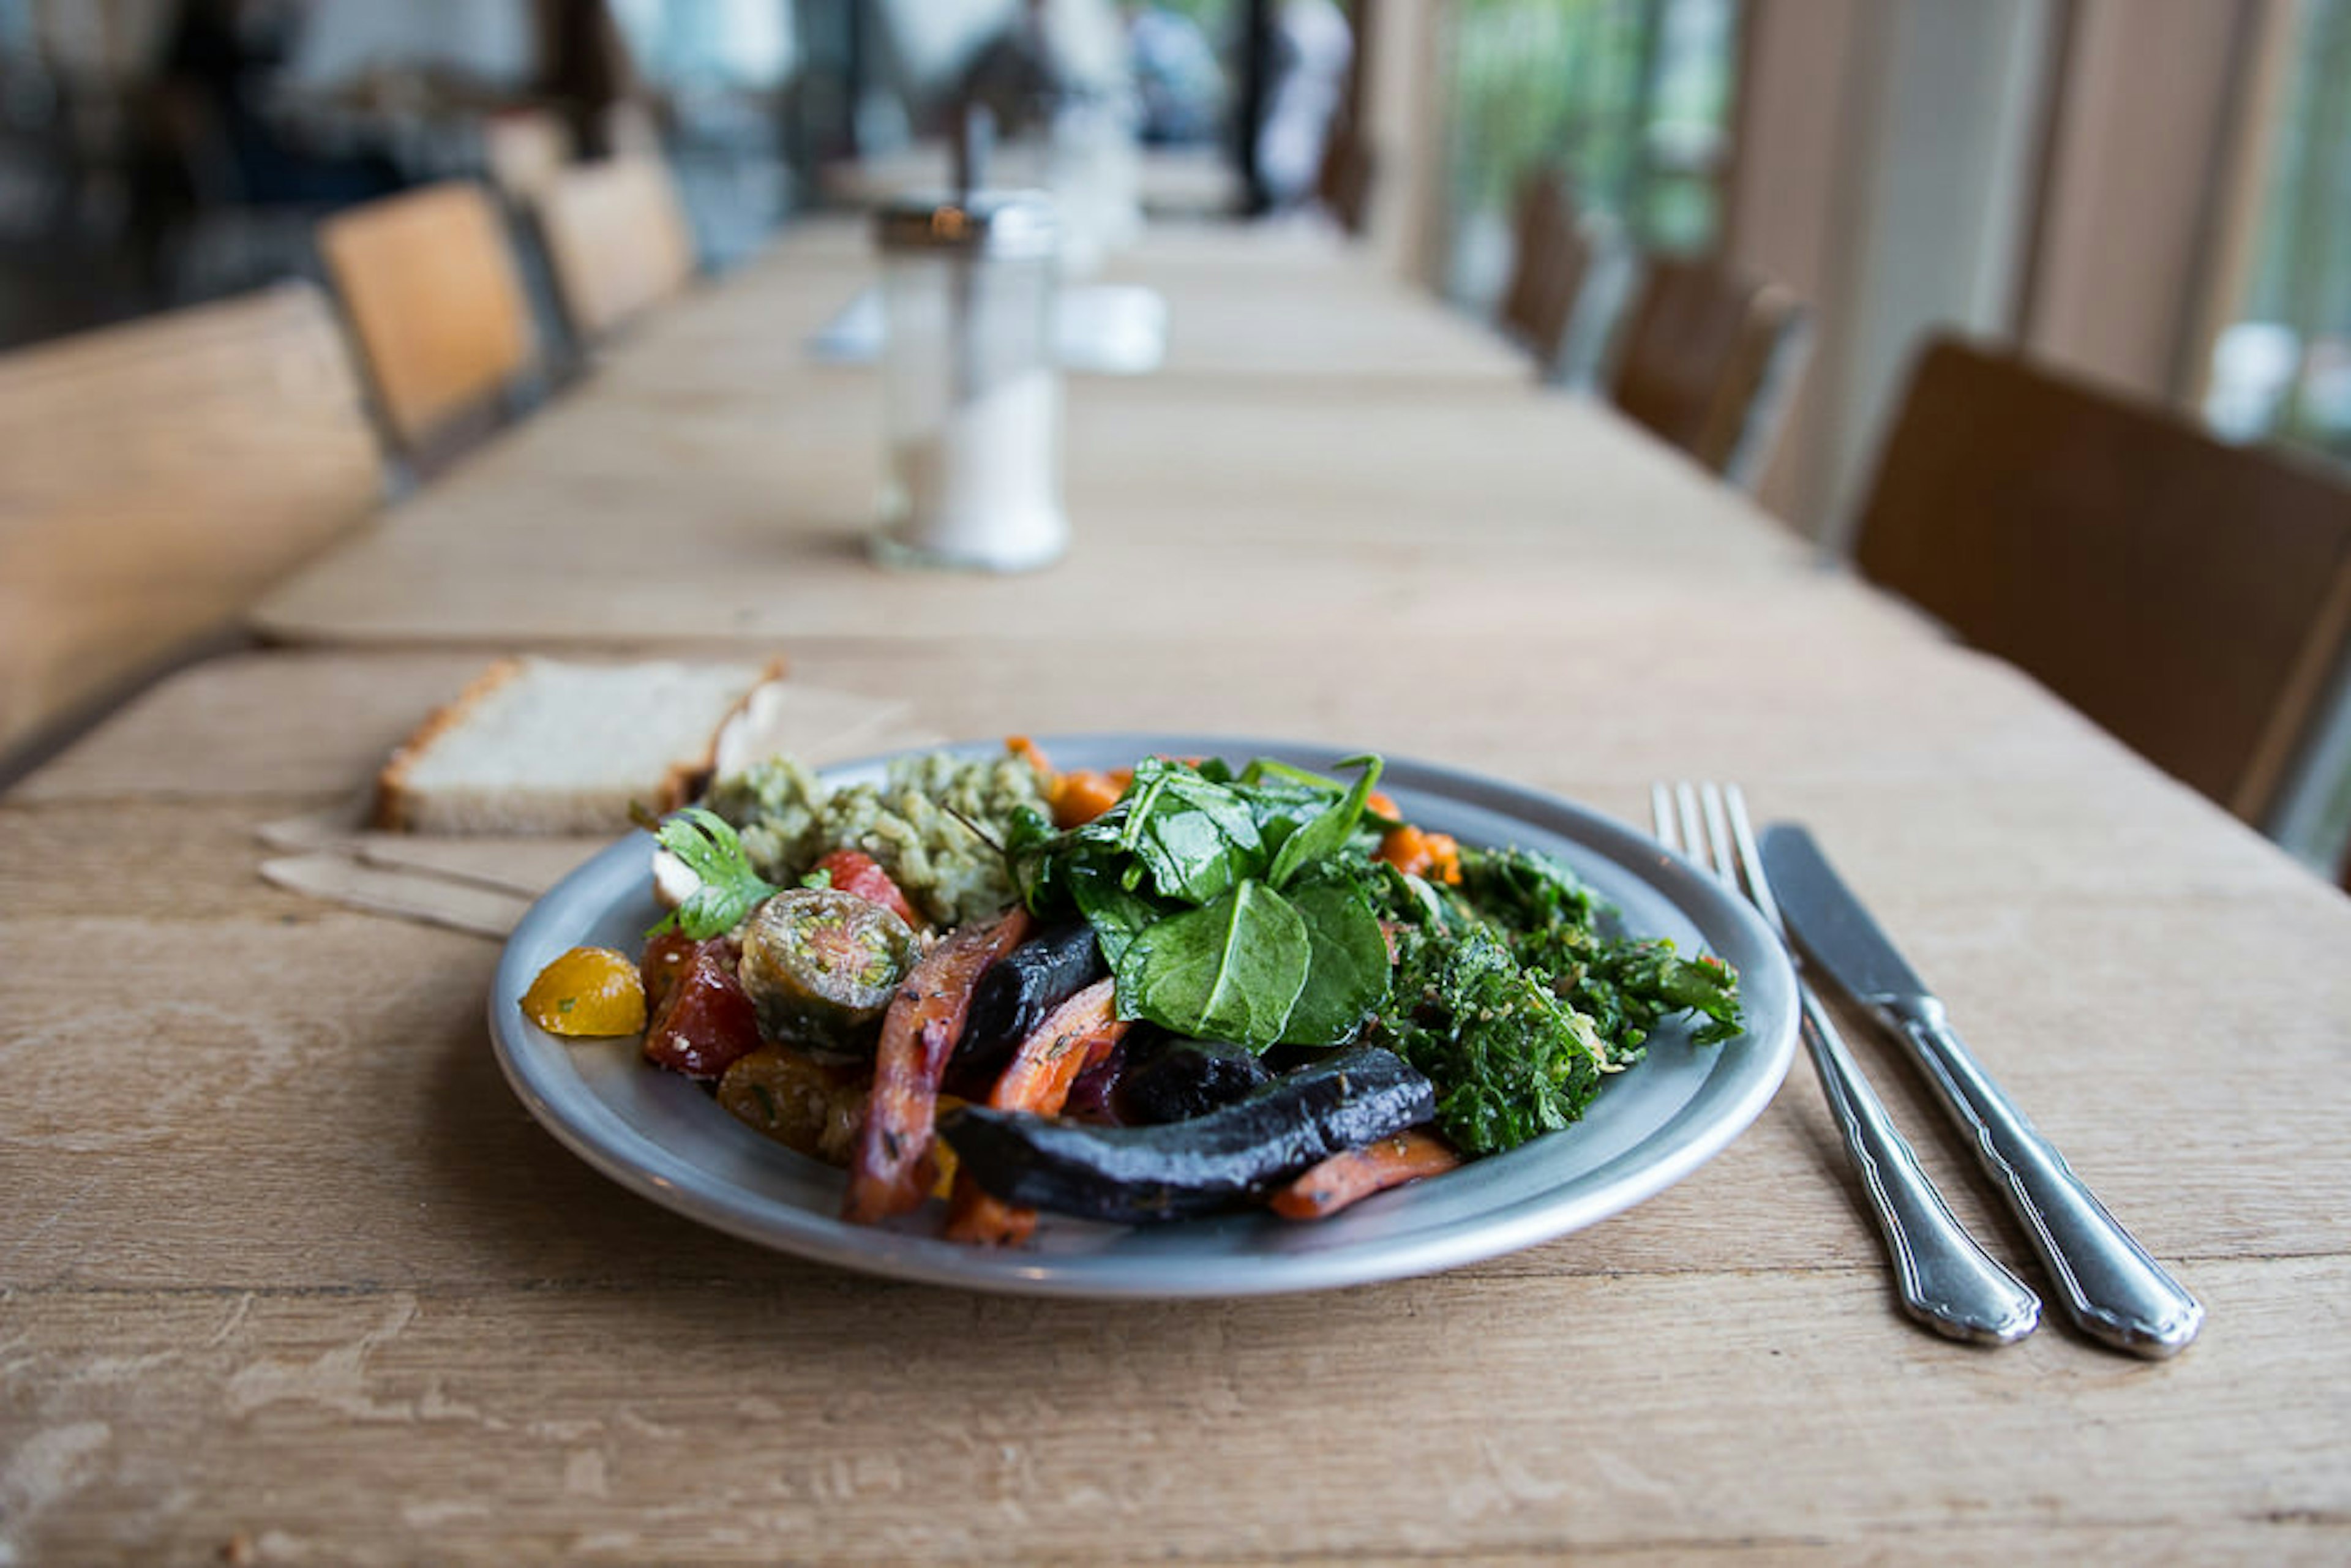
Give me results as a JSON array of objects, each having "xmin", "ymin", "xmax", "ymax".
[
  {"xmin": 610, "ymin": 0, "xmax": 797, "ymax": 90},
  {"xmin": 1442, "ymin": 0, "xmax": 1742, "ymax": 309},
  {"xmin": 2203, "ymin": 0, "xmax": 2351, "ymax": 472},
  {"xmin": 2207, "ymin": 0, "xmax": 2351, "ymax": 878}
]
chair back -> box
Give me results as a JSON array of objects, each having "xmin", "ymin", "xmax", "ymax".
[
  {"xmin": 480, "ymin": 108, "xmax": 576, "ymax": 208},
  {"xmin": 535, "ymin": 156, "xmax": 697, "ymax": 342},
  {"xmin": 0, "ymin": 282, "xmax": 380, "ymax": 757},
  {"xmin": 317, "ymin": 181, "xmax": 537, "ymax": 457},
  {"xmin": 1498, "ymin": 167, "xmax": 1567, "ymax": 341},
  {"xmin": 1497, "ymin": 169, "xmax": 1592, "ymax": 376},
  {"xmin": 1316, "ymin": 123, "xmax": 1376, "ymax": 236},
  {"xmin": 1611, "ymin": 257, "xmax": 1806, "ymax": 478},
  {"xmin": 1854, "ymin": 336, "xmax": 2351, "ymax": 824}
]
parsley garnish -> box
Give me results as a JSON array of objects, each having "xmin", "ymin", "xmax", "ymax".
[{"xmin": 649, "ymin": 806, "xmax": 781, "ymax": 940}]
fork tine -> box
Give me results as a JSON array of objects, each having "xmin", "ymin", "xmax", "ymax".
[
  {"xmin": 1720, "ymin": 784, "xmax": 1785, "ymax": 936},
  {"xmin": 1674, "ymin": 782, "xmax": 1707, "ymax": 874},
  {"xmin": 1699, "ymin": 782, "xmax": 1738, "ymax": 886},
  {"xmin": 1651, "ymin": 783, "xmax": 1680, "ymax": 852}
]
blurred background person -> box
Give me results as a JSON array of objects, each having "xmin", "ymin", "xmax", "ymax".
[{"xmin": 1253, "ymin": 0, "xmax": 1346, "ymax": 210}]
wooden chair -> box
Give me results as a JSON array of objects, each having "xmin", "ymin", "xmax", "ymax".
[
  {"xmin": 1315, "ymin": 121, "xmax": 1376, "ymax": 236},
  {"xmin": 317, "ymin": 181, "xmax": 538, "ymax": 461},
  {"xmin": 533, "ymin": 156, "xmax": 697, "ymax": 343},
  {"xmin": 0, "ymin": 281, "xmax": 381, "ymax": 765},
  {"xmin": 1496, "ymin": 166, "xmax": 1592, "ymax": 376},
  {"xmin": 1853, "ymin": 336, "xmax": 2351, "ymax": 827},
  {"xmin": 479, "ymin": 108, "xmax": 576, "ymax": 209},
  {"xmin": 1610, "ymin": 256, "xmax": 1808, "ymax": 485}
]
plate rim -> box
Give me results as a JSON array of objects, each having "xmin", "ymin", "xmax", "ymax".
[{"xmin": 488, "ymin": 733, "xmax": 1799, "ymax": 1297}]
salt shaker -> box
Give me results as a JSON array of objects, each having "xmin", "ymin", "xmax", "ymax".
[{"xmin": 871, "ymin": 192, "xmax": 1067, "ymax": 572}]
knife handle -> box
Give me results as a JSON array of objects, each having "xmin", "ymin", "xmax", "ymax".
[
  {"xmin": 1887, "ymin": 998, "xmax": 2204, "ymax": 1358},
  {"xmin": 1799, "ymin": 990, "xmax": 2040, "ymax": 1345}
]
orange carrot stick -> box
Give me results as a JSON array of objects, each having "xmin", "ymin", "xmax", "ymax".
[
  {"xmin": 945, "ymin": 978, "xmax": 1130, "ymax": 1245},
  {"xmin": 984, "ymin": 978, "xmax": 1125, "ymax": 1112},
  {"xmin": 1267, "ymin": 1130, "xmax": 1460, "ymax": 1221},
  {"xmin": 842, "ymin": 906, "xmax": 1030, "ymax": 1224}
]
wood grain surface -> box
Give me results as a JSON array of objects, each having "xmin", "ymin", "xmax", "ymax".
[{"xmin": 5, "ymin": 217, "xmax": 2348, "ymax": 1564}]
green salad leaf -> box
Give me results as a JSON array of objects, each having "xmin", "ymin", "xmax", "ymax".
[
  {"xmin": 1275, "ymin": 874, "xmax": 1392, "ymax": 1045},
  {"xmin": 1016, "ymin": 755, "xmax": 1393, "ymax": 1049},
  {"xmin": 1112, "ymin": 757, "xmax": 1267, "ymax": 904},
  {"xmin": 1265, "ymin": 754, "xmax": 1382, "ymax": 890},
  {"xmin": 1116, "ymin": 880, "xmax": 1312, "ymax": 1049}
]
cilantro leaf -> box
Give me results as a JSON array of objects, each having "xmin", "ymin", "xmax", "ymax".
[{"xmin": 649, "ymin": 806, "xmax": 781, "ymax": 940}]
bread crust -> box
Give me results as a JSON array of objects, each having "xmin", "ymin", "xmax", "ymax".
[
  {"xmin": 372, "ymin": 655, "xmax": 790, "ymax": 832},
  {"xmin": 371, "ymin": 656, "xmax": 527, "ymax": 830}
]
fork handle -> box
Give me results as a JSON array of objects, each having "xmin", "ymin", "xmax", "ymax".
[
  {"xmin": 1799, "ymin": 990, "xmax": 2041, "ymax": 1345},
  {"xmin": 1886, "ymin": 997, "xmax": 2203, "ymax": 1358}
]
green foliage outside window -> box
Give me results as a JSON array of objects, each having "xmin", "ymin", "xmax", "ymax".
[{"xmin": 1445, "ymin": 0, "xmax": 1739, "ymax": 277}]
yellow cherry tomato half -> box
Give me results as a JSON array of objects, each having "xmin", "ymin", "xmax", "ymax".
[{"xmin": 522, "ymin": 946, "xmax": 648, "ymax": 1037}]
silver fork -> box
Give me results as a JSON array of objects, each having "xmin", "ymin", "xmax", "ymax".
[{"xmin": 1656, "ymin": 781, "xmax": 2041, "ymax": 1345}]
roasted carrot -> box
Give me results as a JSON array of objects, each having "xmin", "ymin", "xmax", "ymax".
[
  {"xmin": 1375, "ymin": 823, "xmax": 1463, "ymax": 885},
  {"xmin": 1007, "ymin": 735, "xmax": 1131, "ymax": 828},
  {"xmin": 1005, "ymin": 735, "xmax": 1054, "ymax": 776},
  {"xmin": 944, "ymin": 978, "xmax": 1130, "ymax": 1245},
  {"xmin": 1048, "ymin": 768, "xmax": 1130, "ymax": 828},
  {"xmin": 1268, "ymin": 1130, "xmax": 1460, "ymax": 1221},
  {"xmin": 984, "ymin": 978, "xmax": 1126, "ymax": 1112},
  {"xmin": 841, "ymin": 906, "xmax": 1031, "ymax": 1224}
]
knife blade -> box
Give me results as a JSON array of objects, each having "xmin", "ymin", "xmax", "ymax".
[{"xmin": 1759, "ymin": 823, "xmax": 2204, "ymax": 1359}]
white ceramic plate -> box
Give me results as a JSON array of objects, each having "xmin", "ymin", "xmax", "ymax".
[{"xmin": 488, "ymin": 736, "xmax": 1799, "ymax": 1297}]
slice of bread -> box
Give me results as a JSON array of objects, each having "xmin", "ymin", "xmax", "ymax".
[{"xmin": 373, "ymin": 656, "xmax": 786, "ymax": 835}]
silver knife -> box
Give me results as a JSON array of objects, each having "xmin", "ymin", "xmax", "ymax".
[{"xmin": 1760, "ymin": 823, "xmax": 2204, "ymax": 1359}]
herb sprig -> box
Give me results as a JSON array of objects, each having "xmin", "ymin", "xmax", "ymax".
[{"xmin": 649, "ymin": 807, "xmax": 781, "ymax": 940}]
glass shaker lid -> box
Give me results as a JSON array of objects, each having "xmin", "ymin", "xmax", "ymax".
[{"xmin": 876, "ymin": 191, "xmax": 1059, "ymax": 260}]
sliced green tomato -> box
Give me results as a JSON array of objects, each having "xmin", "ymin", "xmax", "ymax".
[{"xmin": 737, "ymin": 887, "xmax": 919, "ymax": 1047}]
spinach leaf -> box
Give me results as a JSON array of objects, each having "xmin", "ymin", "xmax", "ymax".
[
  {"xmin": 1266, "ymin": 754, "xmax": 1382, "ymax": 889},
  {"xmin": 1116, "ymin": 759, "xmax": 1265, "ymax": 904},
  {"xmin": 1277, "ymin": 875, "xmax": 1392, "ymax": 1045},
  {"xmin": 1115, "ymin": 880, "xmax": 1311, "ymax": 1051},
  {"xmin": 1067, "ymin": 853, "xmax": 1174, "ymax": 966},
  {"xmin": 1005, "ymin": 804, "xmax": 1070, "ymax": 913}
]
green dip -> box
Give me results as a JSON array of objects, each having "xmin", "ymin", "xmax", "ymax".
[{"xmin": 704, "ymin": 749, "xmax": 1049, "ymax": 926}]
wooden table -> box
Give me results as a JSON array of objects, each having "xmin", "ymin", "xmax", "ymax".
[{"xmin": 7, "ymin": 217, "xmax": 2350, "ymax": 1564}]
